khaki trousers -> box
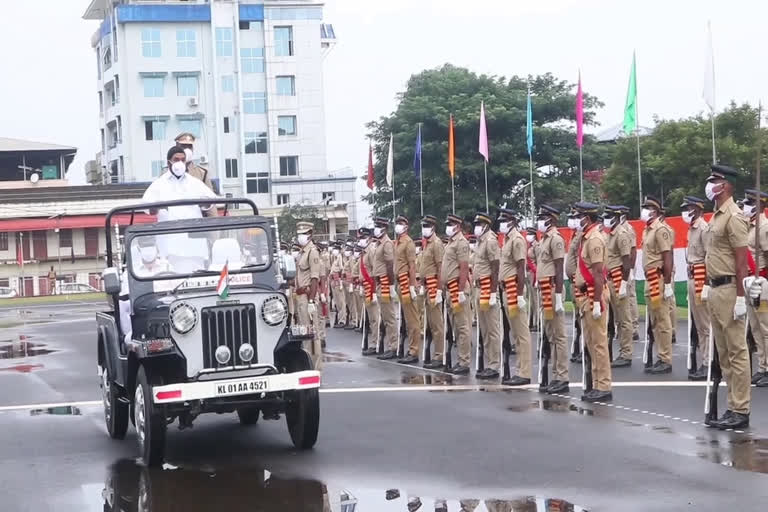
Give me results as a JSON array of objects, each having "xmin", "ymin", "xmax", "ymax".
[
  {"xmin": 401, "ymin": 293, "xmax": 422, "ymax": 357},
  {"xmin": 354, "ymin": 293, "xmax": 364, "ymax": 328},
  {"xmin": 688, "ymin": 280, "xmax": 711, "ymax": 366},
  {"xmin": 448, "ymin": 286, "xmax": 472, "ymax": 367},
  {"xmin": 344, "ymin": 286, "xmax": 357, "ymax": 326},
  {"xmin": 296, "ymin": 294, "xmax": 323, "ymax": 371},
  {"xmin": 747, "ymin": 302, "xmax": 768, "ymax": 373},
  {"xmin": 668, "ymin": 294, "xmax": 677, "ymax": 336},
  {"xmin": 580, "ymin": 287, "xmax": 612, "ymax": 391},
  {"xmin": 542, "ymin": 310, "xmax": 569, "ymax": 381},
  {"xmin": 503, "ymin": 293, "xmax": 532, "ymax": 378},
  {"xmin": 609, "ymin": 280, "xmax": 633, "ymax": 359},
  {"xmin": 708, "ymin": 283, "xmax": 750, "ymax": 414},
  {"xmin": 628, "ymin": 278, "xmax": 639, "ymax": 333},
  {"xmin": 646, "ymin": 288, "xmax": 673, "ymax": 364},
  {"xmin": 333, "ymin": 282, "xmax": 346, "ymax": 324},
  {"xmin": 477, "ymin": 296, "xmax": 501, "ymax": 371},
  {"xmin": 425, "ymin": 297, "xmax": 445, "ymax": 361},
  {"xmin": 365, "ymin": 300, "xmax": 381, "ymax": 351},
  {"xmin": 378, "ymin": 286, "xmax": 398, "ymax": 352}
]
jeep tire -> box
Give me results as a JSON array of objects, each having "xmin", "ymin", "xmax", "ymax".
[
  {"xmin": 284, "ymin": 350, "xmax": 319, "ymax": 450},
  {"xmin": 237, "ymin": 407, "xmax": 261, "ymax": 425},
  {"xmin": 101, "ymin": 365, "xmax": 129, "ymax": 440},
  {"xmin": 134, "ymin": 366, "xmax": 167, "ymax": 466}
]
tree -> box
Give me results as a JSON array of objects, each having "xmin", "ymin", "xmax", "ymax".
[
  {"xmin": 602, "ymin": 102, "xmax": 764, "ymax": 216},
  {"xmin": 365, "ymin": 64, "xmax": 613, "ymax": 226},
  {"xmin": 277, "ymin": 204, "xmax": 324, "ymax": 242}
]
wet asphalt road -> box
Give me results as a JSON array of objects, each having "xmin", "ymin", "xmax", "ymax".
[{"xmin": 1, "ymin": 303, "xmax": 768, "ymax": 511}]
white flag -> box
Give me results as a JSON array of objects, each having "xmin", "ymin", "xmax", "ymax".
[
  {"xmin": 702, "ymin": 21, "xmax": 716, "ymax": 112},
  {"xmin": 385, "ymin": 133, "xmax": 394, "ymax": 187}
]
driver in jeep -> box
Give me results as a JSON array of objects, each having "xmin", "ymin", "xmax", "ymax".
[{"xmin": 134, "ymin": 236, "xmax": 173, "ymax": 277}]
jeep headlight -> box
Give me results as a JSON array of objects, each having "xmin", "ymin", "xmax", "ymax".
[
  {"xmin": 170, "ymin": 302, "xmax": 197, "ymax": 334},
  {"xmin": 261, "ymin": 296, "xmax": 287, "ymax": 326}
]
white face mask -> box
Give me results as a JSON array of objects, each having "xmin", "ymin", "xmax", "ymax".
[
  {"xmin": 170, "ymin": 160, "xmax": 186, "ymax": 178},
  {"xmin": 422, "ymin": 226, "xmax": 434, "ymax": 238},
  {"xmin": 743, "ymin": 204, "xmax": 757, "ymax": 217},
  {"xmin": 139, "ymin": 246, "xmax": 157, "ymax": 264},
  {"xmin": 373, "ymin": 227, "xmax": 384, "ymax": 238},
  {"xmin": 344, "ymin": 250, "xmax": 351, "ymax": 257},
  {"xmin": 567, "ymin": 218, "xmax": 579, "ymax": 230},
  {"xmin": 469, "ymin": 243, "xmax": 477, "ymax": 251},
  {"xmin": 395, "ymin": 224, "xmax": 407, "ymax": 235},
  {"xmin": 297, "ymin": 234, "xmax": 310, "ymax": 247},
  {"xmin": 705, "ymin": 182, "xmax": 721, "ymax": 202},
  {"xmin": 473, "ymin": 225, "xmax": 486, "ymax": 238},
  {"xmin": 445, "ymin": 225, "xmax": 458, "ymax": 237},
  {"xmin": 537, "ymin": 219, "xmax": 549, "ymax": 233},
  {"xmin": 358, "ymin": 238, "xmax": 369, "ymax": 248},
  {"xmin": 526, "ymin": 234, "xmax": 535, "ymax": 243},
  {"xmin": 682, "ymin": 210, "xmax": 695, "ymax": 224},
  {"xmin": 602, "ymin": 218, "xmax": 614, "ymax": 229},
  {"xmin": 640, "ymin": 208, "xmax": 652, "ymax": 222},
  {"xmin": 499, "ymin": 222, "xmax": 510, "ymax": 234},
  {"xmin": 332, "ymin": 249, "xmax": 339, "ymax": 256},
  {"xmin": 291, "ymin": 250, "xmax": 299, "ymax": 258}
]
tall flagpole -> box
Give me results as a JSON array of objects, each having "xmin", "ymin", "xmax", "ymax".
[
  {"xmin": 710, "ymin": 115, "xmax": 717, "ymax": 165},
  {"xmin": 484, "ymin": 160, "xmax": 489, "ymax": 214},
  {"xmin": 418, "ymin": 123, "xmax": 424, "ymax": 216},
  {"xmin": 529, "ymin": 153, "xmax": 534, "ymax": 224},
  {"xmin": 579, "ymin": 147, "xmax": 584, "ymax": 201},
  {"xmin": 635, "ymin": 64, "xmax": 643, "ymax": 208},
  {"xmin": 451, "ymin": 175, "xmax": 455, "ymax": 214}
]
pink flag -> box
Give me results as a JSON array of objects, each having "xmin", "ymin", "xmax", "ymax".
[
  {"xmin": 478, "ymin": 101, "xmax": 489, "ymax": 162},
  {"xmin": 576, "ymin": 72, "xmax": 584, "ymax": 148}
]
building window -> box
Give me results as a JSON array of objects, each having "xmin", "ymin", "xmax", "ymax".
[
  {"xmin": 141, "ymin": 28, "xmax": 161, "ymax": 58},
  {"xmin": 98, "ymin": 92, "xmax": 103, "ymax": 115},
  {"xmin": 278, "ymin": 116, "xmax": 297, "ymax": 136},
  {"xmin": 274, "ymin": 26, "xmax": 294, "ymax": 57},
  {"xmin": 276, "ymin": 76, "xmax": 295, "ymax": 96},
  {"xmin": 143, "ymin": 77, "xmax": 164, "ymax": 98},
  {"xmin": 176, "ymin": 29, "xmax": 196, "ymax": 57},
  {"xmin": 279, "ymin": 156, "xmax": 298, "ymax": 177},
  {"xmin": 223, "ymin": 116, "xmax": 230, "ymax": 133},
  {"xmin": 276, "ymin": 194, "xmax": 290, "ymax": 205},
  {"xmin": 243, "ymin": 92, "xmax": 267, "ymax": 114},
  {"xmin": 151, "ymin": 160, "xmax": 165, "ymax": 177},
  {"xmin": 221, "ymin": 75, "xmax": 235, "ymax": 93},
  {"xmin": 177, "ymin": 75, "xmax": 198, "ymax": 96},
  {"xmin": 241, "ymin": 48, "xmax": 265, "ymax": 73},
  {"xmin": 59, "ymin": 229, "xmax": 73, "ymax": 249},
  {"xmin": 239, "ymin": 21, "xmax": 250, "ymax": 30},
  {"xmin": 225, "ymin": 158, "xmax": 238, "ymax": 178},
  {"xmin": 245, "ymin": 132, "xmax": 268, "ymax": 154},
  {"xmin": 215, "ymin": 28, "xmax": 233, "ymax": 57},
  {"xmin": 322, "ymin": 191, "xmax": 335, "ymax": 202},
  {"xmin": 178, "ymin": 119, "xmax": 202, "ymax": 138},
  {"xmin": 144, "ymin": 120, "xmax": 166, "ymax": 141},
  {"xmin": 246, "ymin": 172, "xmax": 269, "ymax": 194},
  {"xmin": 0, "ymin": 233, "xmax": 7, "ymax": 251}
]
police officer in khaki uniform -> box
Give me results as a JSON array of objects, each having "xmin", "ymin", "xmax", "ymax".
[
  {"xmin": 566, "ymin": 208, "xmax": 584, "ymax": 363},
  {"xmin": 681, "ymin": 195, "xmax": 711, "ymax": 381},
  {"xmin": 294, "ymin": 221, "xmax": 323, "ymax": 371},
  {"xmin": 342, "ymin": 241, "xmax": 358, "ymax": 329},
  {"xmin": 330, "ymin": 241, "xmax": 346, "ymax": 327},
  {"xmin": 704, "ymin": 164, "xmax": 750, "ymax": 429},
  {"xmin": 472, "ymin": 212, "xmax": 502, "ymax": 379},
  {"xmin": 640, "ymin": 195, "xmax": 675, "ymax": 374},
  {"xmin": 441, "ymin": 214, "xmax": 472, "ymax": 374},
  {"xmin": 498, "ymin": 208, "xmax": 532, "ymax": 385},
  {"xmin": 526, "ymin": 227, "xmax": 539, "ymax": 331},
  {"xmin": 660, "ymin": 211, "xmax": 678, "ymax": 344},
  {"xmin": 741, "ymin": 189, "xmax": 768, "ymax": 387},
  {"xmin": 359, "ymin": 228, "xmax": 381, "ymax": 355},
  {"xmin": 573, "ymin": 202, "xmax": 613, "ymax": 402},
  {"xmin": 420, "ymin": 215, "xmax": 446, "ymax": 369},
  {"xmin": 373, "ymin": 217, "xmax": 398, "ymax": 360},
  {"xmin": 535, "ymin": 205, "xmax": 569, "ymax": 393},
  {"xmin": 350, "ymin": 243, "xmax": 363, "ymax": 331},
  {"xmin": 175, "ymin": 133, "xmax": 215, "ymax": 192},
  {"xmin": 316, "ymin": 241, "xmax": 330, "ymax": 347},
  {"xmin": 602, "ymin": 205, "xmax": 635, "ymax": 367},
  {"xmin": 393, "ymin": 215, "xmax": 420, "ymax": 364},
  {"xmin": 617, "ymin": 206, "xmax": 641, "ymax": 341}
]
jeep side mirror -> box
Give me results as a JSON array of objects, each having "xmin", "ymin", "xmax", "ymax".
[
  {"xmin": 280, "ymin": 254, "xmax": 296, "ymax": 280},
  {"xmin": 102, "ymin": 267, "xmax": 121, "ymax": 295}
]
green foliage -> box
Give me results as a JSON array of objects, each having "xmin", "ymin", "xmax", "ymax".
[
  {"xmin": 602, "ymin": 102, "xmax": 765, "ymax": 216},
  {"xmin": 277, "ymin": 204, "xmax": 324, "ymax": 242},
  {"xmin": 365, "ymin": 64, "xmax": 613, "ymax": 224}
]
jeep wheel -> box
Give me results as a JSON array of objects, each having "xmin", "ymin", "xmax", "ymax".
[
  {"xmin": 237, "ymin": 407, "xmax": 260, "ymax": 425},
  {"xmin": 134, "ymin": 366, "xmax": 167, "ymax": 467},
  {"xmin": 284, "ymin": 351, "xmax": 319, "ymax": 450},
  {"xmin": 101, "ymin": 365, "xmax": 129, "ymax": 440}
]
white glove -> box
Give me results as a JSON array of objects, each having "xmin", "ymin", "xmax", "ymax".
[
  {"xmin": 307, "ymin": 301, "xmax": 317, "ymax": 315},
  {"xmin": 517, "ymin": 295, "xmax": 527, "ymax": 310},
  {"xmin": 458, "ymin": 291, "xmax": 467, "ymax": 304},
  {"xmin": 348, "ymin": 284, "xmax": 354, "ymax": 293},
  {"xmin": 489, "ymin": 292, "xmax": 498, "ymax": 306},
  {"xmin": 734, "ymin": 296, "xmax": 747, "ymax": 319},
  {"xmin": 358, "ymin": 286, "xmax": 364, "ymax": 297},
  {"xmin": 435, "ymin": 289, "xmax": 444, "ymax": 305},
  {"xmin": 629, "ymin": 269, "xmax": 636, "ymax": 282},
  {"xmin": 320, "ymin": 293, "xmax": 327, "ymax": 303},
  {"xmin": 701, "ymin": 285, "xmax": 710, "ymax": 302},
  {"xmin": 285, "ymin": 288, "xmax": 292, "ymax": 298},
  {"xmin": 664, "ymin": 283, "xmax": 674, "ymax": 299},
  {"xmin": 554, "ymin": 293, "xmax": 564, "ymax": 313},
  {"xmin": 749, "ymin": 277, "xmax": 766, "ymax": 301},
  {"xmin": 618, "ymin": 280, "xmax": 628, "ymax": 298},
  {"xmin": 389, "ymin": 285, "xmax": 397, "ymax": 301},
  {"xmin": 371, "ymin": 293, "xmax": 378, "ymax": 304},
  {"xmin": 409, "ymin": 285, "xmax": 417, "ymax": 301},
  {"xmin": 418, "ymin": 286, "xmax": 426, "ymax": 296},
  {"xmin": 592, "ymin": 300, "xmax": 602, "ymax": 319}
]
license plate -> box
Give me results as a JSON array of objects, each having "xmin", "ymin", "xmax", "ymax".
[{"xmin": 215, "ymin": 378, "xmax": 268, "ymax": 397}]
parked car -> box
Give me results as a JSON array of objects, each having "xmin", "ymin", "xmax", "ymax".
[
  {"xmin": 0, "ymin": 287, "xmax": 17, "ymax": 298},
  {"xmin": 59, "ymin": 283, "xmax": 100, "ymax": 294}
]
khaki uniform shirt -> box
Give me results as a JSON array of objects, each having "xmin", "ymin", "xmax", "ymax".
[
  {"xmin": 574, "ymin": 225, "xmax": 605, "ymax": 290},
  {"xmin": 373, "ymin": 235, "xmax": 394, "ymax": 278},
  {"xmin": 321, "ymin": 252, "xmax": 330, "ymax": 276},
  {"xmin": 395, "ymin": 234, "xmax": 416, "ymax": 277},
  {"xmin": 536, "ymin": 227, "xmax": 566, "ymax": 279},
  {"xmin": 642, "ymin": 218, "xmax": 673, "ymax": 271},
  {"xmin": 748, "ymin": 214, "xmax": 768, "ymax": 270},
  {"xmin": 441, "ymin": 232, "xmax": 470, "ymax": 285},
  {"xmin": 606, "ymin": 225, "xmax": 633, "ymax": 270},
  {"xmin": 331, "ymin": 253, "xmax": 344, "ymax": 274},
  {"xmin": 706, "ymin": 196, "xmax": 749, "ymax": 278},
  {"xmin": 527, "ymin": 241, "xmax": 539, "ymax": 263},
  {"xmin": 187, "ymin": 162, "xmax": 215, "ymax": 192},
  {"xmin": 343, "ymin": 256, "xmax": 354, "ymax": 282},
  {"xmin": 296, "ymin": 241, "xmax": 321, "ymax": 288},
  {"xmin": 420, "ymin": 235, "xmax": 444, "ymax": 278},
  {"xmin": 566, "ymin": 232, "xmax": 582, "ymax": 279},
  {"xmin": 686, "ymin": 217, "xmax": 710, "ymax": 265},
  {"xmin": 473, "ymin": 229, "xmax": 500, "ymax": 279},
  {"xmin": 363, "ymin": 244, "xmax": 376, "ymax": 276},
  {"xmin": 501, "ymin": 229, "xmax": 527, "ymax": 281},
  {"xmin": 351, "ymin": 255, "xmax": 361, "ymax": 281}
]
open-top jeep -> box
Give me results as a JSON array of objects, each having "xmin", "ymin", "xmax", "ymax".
[{"xmin": 97, "ymin": 199, "xmax": 319, "ymax": 466}]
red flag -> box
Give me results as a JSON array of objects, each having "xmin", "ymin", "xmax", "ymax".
[{"xmin": 367, "ymin": 143, "xmax": 374, "ymax": 190}]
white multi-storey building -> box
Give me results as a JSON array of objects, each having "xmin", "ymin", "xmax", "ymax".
[{"xmin": 83, "ymin": 0, "xmax": 354, "ymax": 231}]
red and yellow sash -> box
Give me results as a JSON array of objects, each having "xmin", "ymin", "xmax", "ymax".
[
  {"xmin": 425, "ymin": 275, "xmax": 438, "ymax": 305},
  {"xmin": 539, "ymin": 278, "xmax": 554, "ymax": 320},
  {"xmin": 692, "ymin": 263, "xmax": 706, "ymax": 304},
  {"xmin": 359, "ymin": 257, "xmax": 375, "ymax": 305},
  {"xmin": 746, "ymin": 251, "xmax": 768, "ymax": 279},
  {"xmin": 609, "ymin": 266, "xmax": 623, "ymax": 295},
  {"xmin": 363, "ymin": 280, "xmax": 374, "ymax": 304},
  {"xmin": 504, "ymin": 276, "xmax": 519, "ymax": 317},
  {"xmin": 447, "ymin": 278, "xmax": 462, "ymax": 312},
  {"xmin": 647, "ymin": 268, "xmax": 662, "ymax": 309},
  {"xmin": 478, "ymin": 276, "xmax": 492, "ymax": 311},
  {"xmin": 398, "ymin": 272, "xmax": 411, "ymax": 304},
  {"xmin": 379, "ymin": 275, "xmax": 392, "ymax": 303}
]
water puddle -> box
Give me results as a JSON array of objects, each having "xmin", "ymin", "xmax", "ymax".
[
  {"xmin": 697, "ymin": 436, "xmax": 768, "ymax": 474},
  {"xmin": 507, "ymin": 399, "xmax": 612, "ymax": 418},
  {"xmin": 99, "ymin": 459, "xmax": 589, "ymax": 511},
  {"xmin": 322, "ymin": 351, "xmax": 354, "ymax": 363},
  {"xmin": 400, "ymin": 372, "xmax": 454, "ymax": 385},
  {"xmin": 0, "ymin": 340, "xmax": 56, "ymax": 360},
  {"xmin": 30, "ymin": 406, "xmax": 81, "ymax": 416}
]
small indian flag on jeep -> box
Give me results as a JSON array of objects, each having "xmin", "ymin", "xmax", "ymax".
[{"xmin": 216, "ymin": 262, "xmax": 229, "ymax": 299}]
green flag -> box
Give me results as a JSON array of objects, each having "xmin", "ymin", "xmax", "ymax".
[{"xmin": 623, "ymin": 52, "xmax": 637, "ymax": 135}]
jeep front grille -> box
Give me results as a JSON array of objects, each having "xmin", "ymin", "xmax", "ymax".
[{"xmin": 201, "ymin": 304, "xmax": 258, "ymax": 369}]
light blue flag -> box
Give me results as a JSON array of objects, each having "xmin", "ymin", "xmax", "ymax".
[{"xmin": 526, "ymin": 90, "xmax": 533, "ymax": 155}]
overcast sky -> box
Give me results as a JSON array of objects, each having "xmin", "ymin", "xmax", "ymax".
[{"xmin": 1, "ymin": 0, "xmax": 767, "ymax": 190}]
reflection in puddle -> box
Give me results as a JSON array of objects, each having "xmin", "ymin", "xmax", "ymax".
[
  {"xmin": 0, "ymin": 363, "xmax": 43, "ymax": 373},
  {"xmin": 0, "ymin": 340, "xmax": 56, "ymax": 360},
  {"xmin": 30, "ymin": 406, "xmax": 81, "ymax": 416},
  {"xmin": 507, "ymin": 400, "xmax": 607, "ymax": 418},
  {"xmin": 697, "ymin": 436, "xmax": 768, "ymax": 474},
  {"xmin": 101, "ymin": 460, "xmax": 589, "ymax": 511},
  {"xmin": 400, "ymin": 372, "xmax": 454, "ymax": 385},
  {"xmin": 322, "ymin": 351, "xmax": 354, "ymax": 363}
]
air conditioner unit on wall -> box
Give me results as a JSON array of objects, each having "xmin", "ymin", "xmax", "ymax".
[{"xmin": 188, "ymin": 96, "xmax": 199, "ymax": 107}]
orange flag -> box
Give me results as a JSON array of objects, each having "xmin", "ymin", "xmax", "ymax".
[{"xmin": 448, "ymin": 114, "xmax": 455, "ymax": 178}]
